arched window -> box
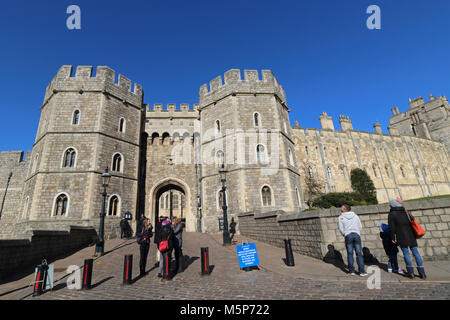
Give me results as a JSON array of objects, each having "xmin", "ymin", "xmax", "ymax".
[
  {"xmin": 181, "ymin": 195, "xmax": 185, "ymax": 210},
  {"xmin": 173, "ymin": 195, "xmax": 179, "ymax": 209},
  {"xmin": 324, "ymin": 147, "xmax": 327, "ymax": 157},
  {"xmin": 216, "ymin": 150, "xmax": 224, "ymax": 167},
  {"xmin": 112, "ymin": 153, "xmax": 122, "ymax": 172},
  {"xmin": 308, "ymin": 166, "xmax": 313, "ymax": 178},
  {"xmin": 288, "ymin": 149, "xmax": 294, "ymax": 166},
  {"xmin": 54, "ymin": 193, "xmax": 68, "ymax": 216},
  {"xmin": 261, "ymin": 186, "xmax": 272, "ymax": 207},
  {"xmin": 400, "ymin": 166, "xmax": 406, "ymax": 178},
  {"xmin": 254, "ymin": 113, "xmax": 260, "ymax": 128},
  {"xmin": 32, "ymin": 154, "xmax": 39, "ymax": 173},
  {"xmin": 305, "ymin": 146, "xmax": 309, "ymax": 155},
  {"xmin": 63, "ymin": 148, "xmax": 76, "ymax": 168},
  {"xmin": 295, "ymin": 187, "xmax": 301, "ymax": 207},
  {"xmin": 215, "ymin": 120, "xmax": 221, "ymax": 134},
  {"xmin": 256, "ymin": 144, "xmax": 266, "ymax": 164},
  {"xmin": 217, "ymin": 189, "xmax": 228, "ymax": 211},
  {"xmin": 23, "ymin": 197, "xmax": 29, "ymax": 219},
  {"xmin": 385, "ymin": 165, "xmax": 390, "ymax": 177},
  {"xmin": 72, "ymin": 110, "xmax": 80, "ymax": 125},
  {"xmin": 373, "ymin": 165, "xmax": 378, "ymax": 177},
  {"xmin": 108, "ymin": 195, "xmax": 120, "ymax": 216},
  {"xmin": 327, "ymin": 167, "xmax": 332, "ymax": 179},
  {"xmin": 165, "ymin": 194, "xmax": 169, "ymax": 209},
  {"xmin": 339, "ymin": 166, "xmax": 345, "ymax": 179},
  {"xmin": 119, "ymin": 118, "xmax": 126, "ymax": 133}
]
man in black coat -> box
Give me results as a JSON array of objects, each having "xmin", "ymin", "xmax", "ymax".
[
  {"xmin": 388, "ymin": 199, "xmax": 426, "ymax": 279},
  {"xmin": 154, "ymin": 216, "xmax": 164, "ymax": 266}
]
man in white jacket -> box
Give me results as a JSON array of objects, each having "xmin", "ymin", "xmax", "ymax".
[{"xmin": 338, "ymin": 204, "xmax": 367, "ymax": 276}]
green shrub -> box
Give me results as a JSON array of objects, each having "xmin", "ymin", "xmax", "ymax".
[{"xmin": 311, "ymin": 192, "xmax": 373, "ymax": 209}]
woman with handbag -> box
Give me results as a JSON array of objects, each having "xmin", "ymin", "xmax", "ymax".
[
  {"xmin": 136, "ymin": 218, "xmax": 153, "ymax": 277},
  {"xmin": 388, "ymin": 199, "xmax": 426, "ymax": 279},
  {"xmin": 157, "ymin": 219, "xmax": 173, "ymax": 279}
]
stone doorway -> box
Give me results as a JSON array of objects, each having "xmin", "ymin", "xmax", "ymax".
[{"xmin": 150, "ymin": 178, "xmax": 194, "ymax": 232}]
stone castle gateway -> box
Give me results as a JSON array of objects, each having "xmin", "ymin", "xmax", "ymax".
[{"xmin": 0, "ymin": 65, "xmax": 449, "ymax": 239}]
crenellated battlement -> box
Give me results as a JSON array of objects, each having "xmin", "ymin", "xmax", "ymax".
[
  {"xmin": 44, "ymin": 65, "xmax": 143, "ymax": 107},
  {"xmin": 147, "ymin": 103, "xmax": 199, "ymax": 113},
  {"xmin": 198, "ymin": 69, "xmax": 286, "ymax": 109}
]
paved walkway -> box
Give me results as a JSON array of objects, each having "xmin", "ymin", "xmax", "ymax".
[{"xmin": 0, "ymin": 232, "xmax": 449, "ymax": 300}]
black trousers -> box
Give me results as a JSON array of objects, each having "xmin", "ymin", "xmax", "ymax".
[{"xmin": 139, "ymin": 244, "xmax": 150, "ymax": 274}]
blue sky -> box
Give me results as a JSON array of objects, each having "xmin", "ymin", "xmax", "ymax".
[{"xmin": 0, "ymin": 0, "xmax": 449, "ymax": 152}]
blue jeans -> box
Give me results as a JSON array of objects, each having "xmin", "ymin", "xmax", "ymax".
[
  {"xmin": 345, "ymin": 233, "xmax": 365, "ymax": 273},
  {"xmin": 401, "ymin": 246, "xmax": 423, "ymax": 268}
]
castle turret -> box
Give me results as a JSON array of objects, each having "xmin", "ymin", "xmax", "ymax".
[
  {"xmin": 373, "ymin": 123, "xmax": 382, "ymax": 134},
  {"xmin": 22, "ymin": 65, "xmax": 144, "ymax": 237},
  {"xmin": 198, "ymin": 69, "xmax": 303, "ymax": 231},
  {"xmin": 339, "ymin": 115, "xmax": 353, "ymax": 132},
  {"xmin": 319, "ymin": 112, "xmax": 334, "ymax": 131}
]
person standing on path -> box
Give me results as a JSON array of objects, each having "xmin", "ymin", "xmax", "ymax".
[
  {"xmin": 173, "ymin": 218, "xmax": 185, "ymax": 274},
  {"xmin": 158, "ymin": 218, "xmax": 174, "ymax": 279},
  {"xmin": 136, "ymin": 218, "xmax": 153, "ymax": 277},
  {"xmin": 388, "ymin": 199, "xmax": 426, "ymax": 279},
  {"xmin": 338, "ymin": 204, "xmax": 368, "ymax": 276},
  {"xmin": 154, "ymin": 216, "xmax": 164, "ymax": 266}
]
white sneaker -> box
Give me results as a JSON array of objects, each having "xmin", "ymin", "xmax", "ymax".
[
  {"xmin": 398, "ymin": 269, "xmax": 405, "ymax": 275},
  {"xmin": 349, "ymin": 272, "xmax": 356, "ymax": 276},
  {"xmin": 388, "ymin": 268, "xmax": 392, "ymax": 273},
  {"xmin": 360, "ymin": 272, "xmax": 368, "ymax": 277}
]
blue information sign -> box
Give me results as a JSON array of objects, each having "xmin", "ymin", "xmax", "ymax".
[{"xmin": 236, "ymin": 243, "xmax": 260, "ymax": 268}]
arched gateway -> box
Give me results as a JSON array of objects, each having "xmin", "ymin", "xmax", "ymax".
[{"xmin": 149, "ymin": 178, "xmax": 195, "ymax": 232}]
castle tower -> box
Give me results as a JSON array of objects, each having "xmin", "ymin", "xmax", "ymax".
[
  {"xmin": 21, "ymin": 65, "xmax": 144, "ymax": 237},
  {"xmin": 198, "ymin": 69, "xmax": 304, "ymax": 232},
  {"xmin": 388, "ymin": 95, "xmax": 450, "ymax": 152}
]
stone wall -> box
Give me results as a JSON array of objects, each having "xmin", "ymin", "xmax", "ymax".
[
  {"xmin": 238, "ymin": 198, "xmax": 450, "ymax": 262},
  {"xmin": 0, "ymin": 226, "xmax": 97, "ymax": 283}
]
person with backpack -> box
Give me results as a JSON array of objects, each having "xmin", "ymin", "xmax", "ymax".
[
  {"xmin": 136, "ymin": 218, "xmax": 153, "ymax": 277},
  {"xmin": 388, "ymin": 199, "xmax": 426, "ymax": 279},
  {"xmin": 158, "ymin": 218, "xmax": 174, "ymax": 279}
]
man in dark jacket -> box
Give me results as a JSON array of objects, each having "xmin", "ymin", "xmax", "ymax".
[
  {"xmin": 154, "ymin": 216, "xmax": 164, "ymax": 266},
  {"xmin": 388, "ymin": 199, "xmax": 426, "ymax": 279}
]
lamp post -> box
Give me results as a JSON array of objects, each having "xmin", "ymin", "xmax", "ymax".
[
  {"xmin": 95, "ymin": 168, "xmax": 111, "ymax": 256},
  {"xmin": 0, "ymin": 172, "xmax": 13, "ymax": 219},
  {"xmin": 219, "ymin": 164, "xmax": 231, "ymax": 245}
]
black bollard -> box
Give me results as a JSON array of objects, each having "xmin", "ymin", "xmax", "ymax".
[
  {"xmin": 123, "ymin": 255, "xmax": 133, "ymax": 284},
  {"xmin": 82, "ymin": 259, "xmax": 93, "ymax": 290},
  {"xmin": 32, "ymin": 263, "xmax": 48, "ymax": 297},
  {"xmin": 284, "ymin": 239, "xmax": 295, "ymax": 267},
  {"xmin": 201, "ymin": 247, "xmax": 210, "ymax": 275}
]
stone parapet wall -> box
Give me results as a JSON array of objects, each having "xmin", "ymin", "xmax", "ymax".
[
  {"xmin": 0, "ymin": 226, "xmax": 97, "ymax": 283},
  {"xmin": 238, "ymin": 198, "xmax": 450, "ymax": 262}
]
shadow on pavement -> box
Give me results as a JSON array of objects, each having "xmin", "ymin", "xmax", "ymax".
[
  {"xmin": 322, "ymin": 244, "xmax": 348, "ymax": 274},
  {"xmin": 92, "ymin": 276, "xmax": 114, "ymax": 289}
]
